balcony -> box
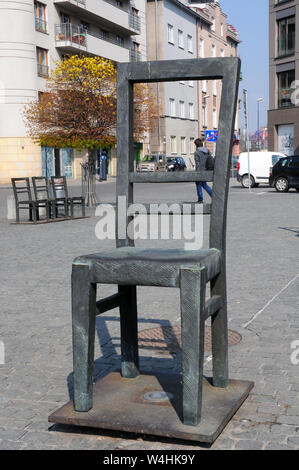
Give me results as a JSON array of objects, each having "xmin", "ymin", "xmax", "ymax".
[
  {"xmin": 55, "ymin": 24, "xmax": 87, "ymax": 53},
  {"xmin": 35, "ymin": 17, "xmax": 48, "ymax": 33},
  {"xmin": 37, "ymin": 64, "xmax": 49, "ymax": 78},
  {"xmin": 87, "ymin": 30, "xmax": 130, "ymax": 62},
  {"xmin": 54, "ymin": 0, "xmax": 140, "ymax": 35}
]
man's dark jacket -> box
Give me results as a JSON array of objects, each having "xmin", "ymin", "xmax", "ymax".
[{"xmin": 194, "ymin": 146, "xmax": 211, "ymax": 172}]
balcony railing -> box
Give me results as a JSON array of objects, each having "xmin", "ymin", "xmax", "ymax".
[
  {"xmin": 88, "ymin": 29, "xmax": 129, "ymax": 50},
  {"xmin": 55, "ymin": 24, "xmax": 87, "ymax": 48},
  {"xmin": 37, "ymin": 64, "xmax": 49, "ymax": 78},
  {"xmin": 35, "ymin": 17, "xmax": 48, "ymax": 33},
  {"xmin": 129, "ymin": 14, "xmax": 141, "ymax": 32},
  {"xmin": 130, "ymin": 49, "xmax": 141, "ymax": 62}
]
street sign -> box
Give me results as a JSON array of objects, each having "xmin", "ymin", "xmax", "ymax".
[{"xmin": 205, "ymin": 130, "xmax": 218, "ymax": 142}]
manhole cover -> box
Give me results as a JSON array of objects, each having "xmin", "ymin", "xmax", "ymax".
[{"xmin": 138, "ymin": 325, "xmax": 241, "ymax": 353}]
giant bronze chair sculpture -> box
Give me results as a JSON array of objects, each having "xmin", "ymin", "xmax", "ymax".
[{"xmin": 50, "ymin": 58, "xmax": 253, "ymax": 442}]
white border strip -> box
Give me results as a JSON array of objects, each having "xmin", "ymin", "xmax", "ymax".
[{"xmin": 242, "ymin": 273, "xmax": 299, "ymax": 329}]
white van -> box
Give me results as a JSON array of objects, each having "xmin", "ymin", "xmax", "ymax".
[{"xmin": 237, "ymin": 151, "xmax": 286, "ymax": 188}]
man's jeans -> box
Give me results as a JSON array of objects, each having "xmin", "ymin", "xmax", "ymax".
[{"xmin": 196, "ymin": 181, "xmax": 212, "ymax": 202}]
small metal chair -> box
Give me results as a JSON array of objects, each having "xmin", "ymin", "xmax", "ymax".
[
  {"xmin": 11, "ymin": 178, "xmax": 37, "ymax": 223},
  {"xmin": 51, "ymin": 176, "xmax": 85, "ymax": 218},
  {"xmin": 71, "ymin": 58, "xmax": 240, "ymax": 426},
  {"xmin": 32, "ymin": 177, "xmax": 51, "ymax": 220}
]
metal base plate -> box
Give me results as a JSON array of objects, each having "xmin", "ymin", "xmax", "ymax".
[{"xmin": 49, "ymin": 372, "xmax": 254, "ymax": 444}]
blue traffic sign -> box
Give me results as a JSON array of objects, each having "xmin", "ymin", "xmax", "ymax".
[{"xmin": 205, "ymin": 130, "xmax": 218, "ymax": 142}]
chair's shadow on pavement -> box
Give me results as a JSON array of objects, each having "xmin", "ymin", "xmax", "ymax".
[
  {"xmin": 279, "ymin": 227, "xmax": 299, "ymax": 238},
  {"xmin": 67, "ymin": 314, "xmax": 183, "ymax": 415}
]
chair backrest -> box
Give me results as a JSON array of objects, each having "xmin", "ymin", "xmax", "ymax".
[
  {"xmin": 51, "ymin": 176, "xmax": 68, "ymax": 199},
  {"xmin": 32, "ymin": 176, "xmax": 50, "ymax": 201},
  {"xmin": 116, "ymin": 58, "xmax": 240, "ymax": 253},
  {"xmin": 11, "ymin": 178, "xmax": 32, "ymax": 203}
]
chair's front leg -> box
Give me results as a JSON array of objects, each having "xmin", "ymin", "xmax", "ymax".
[
  {"xmin": 72, "ymin": 263, "xmax": 96, "ymax": 411},
  {"xmin": 180, "ymin": 267, "xmax": 206, "ymax": 426},
  {"xmin": 119, "ymin": 285, "xmax": 139, "ymax": 378}
]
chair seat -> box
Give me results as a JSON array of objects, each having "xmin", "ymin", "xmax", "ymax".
[{"xmin": 74, "ymin": 247, "xmax": 222, "ymax": 287}]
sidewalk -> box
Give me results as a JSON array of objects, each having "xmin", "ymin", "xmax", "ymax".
[{"xmin": 0, "ymin": 180, "xmax": 298, "ymax": 450}]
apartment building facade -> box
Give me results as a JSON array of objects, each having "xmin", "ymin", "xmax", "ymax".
[
  {"xmin": 0, "ymin": 0, "xmax": 147, "ymax": 184},
  {"xmin": 191, "ymin": 1, "xmax": 240, "ymax": 155},
  {"xmin": 268, "ymin": 0, "xmax": 299, "ymax": 156},
  {"xmin": 147, "ymin": 0, "xmax": 240, "ymax": 165}
]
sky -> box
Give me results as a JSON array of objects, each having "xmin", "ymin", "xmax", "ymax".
[{"xmin": 218, "ymin": 0, "xmax": 269, "ymax": 132}]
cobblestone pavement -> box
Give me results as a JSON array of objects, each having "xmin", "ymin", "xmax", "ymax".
[{"xmin": 0, "ymin": 179, "xmax": 298, "ymax": 450}]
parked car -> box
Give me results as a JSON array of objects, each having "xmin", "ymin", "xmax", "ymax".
[
  {"xmin": 237, "ymin": 151, "xmax": 286, "ymax": 188},
  {"xmin": 137, "ymin": 154, "xmax": 167, "ymax": 172},
  {"xmin": 269, "ymin": 155, "xmax": 299, "ymax": 192},
  {"xmin": 167, "ymin": 156, "xmax": 186, "ymax": 171}
]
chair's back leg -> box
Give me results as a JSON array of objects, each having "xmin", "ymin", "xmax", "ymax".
[
  {"xmin": 211, "ymin": 270, "xmax": 229, "ymax": 388},
  {"xmin": 119, "ymin": 285, "xmax": 139, "ymax": 378},
  {"xmin": 72, "ymin": 263, "xmax": 96, "ymax": 411},
  {"xmin": 180, "ymin": 267, "xmax": 206, "ymax": 426}
]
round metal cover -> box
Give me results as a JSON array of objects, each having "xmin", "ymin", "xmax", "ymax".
[
  {"xmin": 142, "ymin": 391, "xmax": 174, "ymax": 403},
  {"xmin": 138, "ymin": 325, "xmax": 241, "ymax": 353}
]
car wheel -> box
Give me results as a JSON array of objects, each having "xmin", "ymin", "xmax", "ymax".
[
  {"xmin": 241, "ymin": 174, "xmax": 255, "ymax": 188},
  {"xmin": 275, "ymin": 177, "xmax": 289, "ymax": 192}
]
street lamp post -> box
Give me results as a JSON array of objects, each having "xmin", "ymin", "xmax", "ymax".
[{"xmin": 257, "ymin": 97, "xmax": 263, "ymax": 151}]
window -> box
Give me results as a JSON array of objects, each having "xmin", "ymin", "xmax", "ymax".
[
  {"xmin": 290, "ymin": 156, "xmax": 299, "ymax": 167},
  {"xmin": 220, "ymin": 49, "xmax": 224, "ymax": 57},
  {"xmin": 189, "ymin": 137, "xmax": 194, "ymax": 154},
  {"xmin": 213, "ymin": 108, "xmax": 217, "ymax": 129},
  {"xmin": 202, "ymin": 106, "xmax": 207, "ymax": 128},
  {"xmin": 211, "ymin": 17, "xmax": 215, "ymax": 32},
  {"xmin": 188, "ymin": 81, "xmax": 194, "ymax": 87},
  {"xmin": 188, "ymin": 102, "xmax": 194, "ymax": 119},
  {"xmin": 278, "ymin": 69, "xmax": 295, "ymax": 108},
  {"xmin": 179, "ymin": 80, "xmax": 185, "ymax": 85},
  {"xmin": 100, "ymin": 29, "xmax": 109, "ymax": 40},
  {"xmin": 179, "ymin": 101, "xmax": 185, "ymax": 118},
  {"xmin": 80, "ymin": 21, "xmax": 89, "ymax": 32},
  {"xmin": 213, "ymin": 80, "xmax": 217, "ymax": 96},
  {"xmin": 36, "ymin": 47, "xmax": 48, "ymax": 77},
  {"xmin": 199, "ymin": 38, "xmax": 205, "ymax": 57},
  {"xmin": 168, "ymin": 24, "xmax": 174, "ymax": 44},
  {"xmin": 187, "ymin": 35, "xmax": 193, "ymax": 53},
  {"xmin": 170, "ymin": 136, "xmax": 177, "ymax": 154},
  {"xmin": 178, "ymin": 30, "xmax": 184, "ymax": 49},
  {"xmin": 202, "ymin": 80, "xmax": 207, "ymax": 93},
  {"xmin": 116, "ymin": 35, "xmax": 124, "ymax": 46},
  {"xmin": 61, "ymin": 13, "xmax": 70, "ymax": 23},
  {"xmin": 277, "ymin": 16, "xmax": 295, "ymax": 57},
  {"xmin": 180, "ymin": 137, "xmax": 186, "ymax": 154},
  {"xmin": 169, "ymin": 98, "xmax": 176, "ymax": 116},
  {"xmin": 220, "ymin": 23, "xmax": 224, "ymax": 36},
  {"xmin": 34, "ymin": 1, "xmax": 47, "ymax": 33},
  {"xmin": 212, "ymin": 44, "xmax": 216, "ymax": 57}
]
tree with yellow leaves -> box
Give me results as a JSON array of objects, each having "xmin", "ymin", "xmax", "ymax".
[
  {"xmin": 24, "ymin": 55, "xmax": 117, "ymax": 151},
  {"xmin": 24, "ymin": 55, "xmax": 158, "ymax": 151}
]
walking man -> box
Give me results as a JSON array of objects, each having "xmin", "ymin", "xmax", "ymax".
[{"xmin": 194, "ymin": 138, "xmax": 213, "ymax": 203}]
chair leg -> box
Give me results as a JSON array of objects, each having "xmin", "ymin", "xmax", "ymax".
[
  {"xmin": 180, "ymin": 267, "xmax": 206, "ymax": 426},
  {"xmin": 72, "ymin": 263, "xmax": 96, "ymax": 411},
  {"xmin": 119, "ymin": 285, "xmax": 139, "ymax": 378},
  {"xmin": 211, "ymin": 271, "xmax": 229, "ymax": 388},
  {"xmin": 15, "ymin": 204, "xmax": 19, "ymax": 222}
]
